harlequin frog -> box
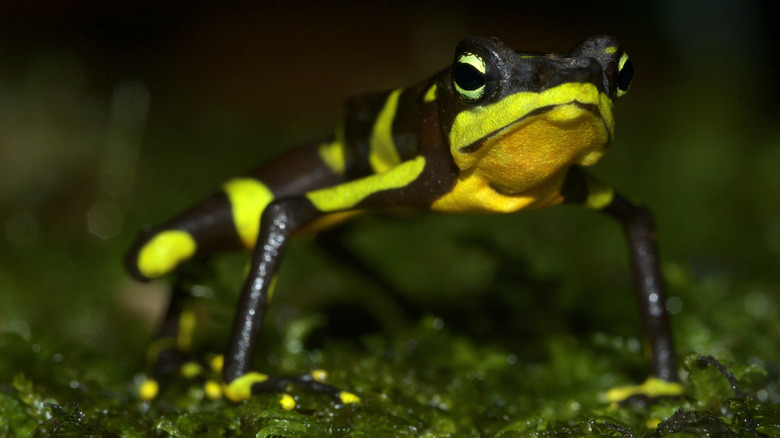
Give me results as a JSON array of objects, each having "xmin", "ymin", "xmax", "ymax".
[{"xmin": 126, "ymin": 35, "xmax": 682, "ymax": 408}]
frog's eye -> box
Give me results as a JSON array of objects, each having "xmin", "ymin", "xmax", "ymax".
[
  {"xmin": 453, "ymin": 52, "xmax": 490, "ymax": 102},
  {"xmin": 616, "ymin": 53, "xmax": 633, "ymax": 97}
]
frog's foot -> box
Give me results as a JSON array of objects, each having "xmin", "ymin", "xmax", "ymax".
[
  {"xmin": 137, "ymin": 349, "xmax": 223, "ymax": 401},
  {"xmin": 222, "ymin": 369, "xmax": 361, "ymax": 410},
  {"xmin": 604, "ymin": 377, "xmax": 685, "ymax": 406},
  {"xmin": 137, "ymin": 353, "xmax": 360, "ymax": 410}
]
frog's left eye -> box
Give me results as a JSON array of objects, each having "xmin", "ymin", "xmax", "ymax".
[
  {"xmin": 453, "ymin": 52, "xmax": 492, "ymax": 102},
  {"xmin": 616, "ymin": 53, "xmax": 633, "ymax": 97}
]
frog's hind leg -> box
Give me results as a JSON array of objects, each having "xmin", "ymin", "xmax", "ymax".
[
  {"xmin": 138, "ymin": 266, "xmax": 213, "ymax": 400},
  {"xmin": 125, "ymin": 140, "xmax": 347, "ymax": 283},
  {"xmin": 129, "ymin": 140, "xmax": 348, "ymax": 400}
]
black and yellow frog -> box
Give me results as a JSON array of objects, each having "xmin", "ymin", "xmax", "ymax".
[{"xmin": 126, "ymin": 35, "xmax": 681, "ymax": 408}]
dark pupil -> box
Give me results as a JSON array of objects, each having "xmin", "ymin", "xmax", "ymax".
[
  {"xmin": 454, "ymin": 62, "xmax": 485, "ymax": 91},
  {"xmin": 617, "ymin": 58, "xmax": 634, "ymax": 91}
]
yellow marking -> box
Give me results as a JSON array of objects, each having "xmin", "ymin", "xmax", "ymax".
[
  {"xmin": 223, "ymin": 372, "xmax": 269, "ymax": 402},
  {"xmin": 223, "ymin": 178, "xmax": 275, "ymax": 248},
  {"xmin": 180, "ymin": 361, "xmax": 203, "ymax": 379},
  {"xmin": 434, "ymin": 101, "xmax": 612, "ymax": 213},
  {"xmin": 138, "ymin": 378, "xmax": 159, "ymax": 401},
  {"xmin": 646, "ymin": 418, "xmax": 662, "ymax": 429},
  {"xmin": 604, "ymin": 377, "xmax": 685, "ymax": 404},
  {"xmin": 319, "ymin": 122, "xmax": 347, "ymax": 175},
  {"xmin": 280, "ymin": 394, "xmax": 296, "ymax": 411},
  {"xmin": 177, "ymin": 309, "xmax": 196, "ymax": 351},
  {"xmin": 137, "ymin": 230, "xmax": 197, "ymax": 279},
  {"xmin": 423, "ymin": 84, "xmax": 437, "ymax": 102},
  {"xmin": 146, "ymin": 337, "xmax": 177, "ymax": 364},
  {"xmin": 583, "ymin": 173, "xmax": 615, "ymax": 210},
  {"xmin": 449, "ymin": 82, "xmax": 614, "ymax": 156},
  {"xmin": 209, "ymin": 354, "xmax": 224, "ymax": 373},
  {"xmin": 311, "ymin": 369, "xmax": 328, "ymax": 382},
  {"xmin": 204, "ymin": 380, "xmax": 223, "ymax": 400},
  {"xmin": 605, "ymin": 46, "xmax": 618, "ymax": 55},
  {"xmin": 338, "ymin": 391, "xmax": 361, "ymax": 404},
  {"xmin": 369, "ymin": 89, "xmax": 403, "ymax": 173},
  {"xmin": 306, "ymin": 156, "xmax": 426, "ymax": 212},
  {"xmin": 432, "ymin": 167, "xmax": 566, "ymax": 214}
]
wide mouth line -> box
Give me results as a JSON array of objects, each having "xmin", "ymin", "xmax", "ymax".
[{"xmin": 457, "ymin": 100, "xmax": 605, "ymax": 154}]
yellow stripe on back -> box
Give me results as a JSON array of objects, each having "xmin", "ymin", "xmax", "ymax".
[
  {"xmin": 223, "ymin": 178, "xmax": 275, "ymax": 248},
  {"xmin": 307, "ymin": 156, "xmax": 426, "ymax": 212},
  {"xmin": 319, "ymin": 139, "xmax": 347, "ymax": 176},
  {"xmin": 369, "ymin": 89, "xmax": 403, "ymax": 173},
  {"xmin": 137, "ymin": 230, "xmax": 197, "ymax": 279},
  {"xmin": 318, "ymin": 122, "xmax": 347, "ymax": 176}
]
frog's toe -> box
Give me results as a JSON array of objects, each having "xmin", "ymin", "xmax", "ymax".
[
  {"xmin": 138, "ymin": 377, "xmax": 160, "ymax": 401},
  {"xmin": 223, "ymin": 369, "xmax": 360, "ymax": 408},
  {"xmin": 137, "ymin": 351, "xmax": 223, "ymax": 401},
  {"xmin": 604, "ymin": 376, "xmax": 685, "ymax": 405}
]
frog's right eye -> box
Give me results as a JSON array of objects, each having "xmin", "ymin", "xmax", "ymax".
[
  {"xmin": 616, "ymin": 53, "xmax": 633, "ymax": 97},
  {"xmin": 453, "ymin": 52, "xmax": 490, "ymax": 102}
]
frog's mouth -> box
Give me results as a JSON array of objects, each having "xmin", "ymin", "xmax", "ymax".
[
  {"xmin": 457, "ymin": 100, "xmax": 611, "ymax": 155},
  {"xmin": 449, "ymin": 100, "xmax": 613, "ymax": 195}
]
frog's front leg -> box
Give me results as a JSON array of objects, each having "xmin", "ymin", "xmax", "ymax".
[
  {"xmin": 563, "ymin": 167, "xmax": 683, "ymax": 401},
  {"xmin": 220, "ymin": 157, "xmax": 429, "ymax": 404},
  {"xmin": 219, "ymin": 196, "xmax": 356, "ymax": 403}
]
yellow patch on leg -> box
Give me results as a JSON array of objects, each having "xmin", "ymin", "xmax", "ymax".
[
  {"xmin": 338, "ymin": 391, "xmax": 361, "ymax": 404},
  {"xmin": 204, "ymin": 380, "xmax": 223, "ymax": 400},
  {"xmin": 604, "ymin": 377, "xmax": 685, "ymax": 404},
  {"xmin": 310, "ymin": 369, "xmax": 328, "ymax": 383},
  {"xmin": 223, "ymin": 372, "xmax": 269, "ymax": 402},
  {"xmin": 209, "ymin": 354, "xmax": 224, "ymax": 373},
  {"xmin": 179, "ymin": 361, "xmax": 203, "ymax": 379},
  {"xmin": 222, "ymin": 178, "xmax": 275, "ymax": 248},
  {"xmin": 280, "ymin": 394, "xmax": 296, "ymax": 410},
  {"xmin": 137, "ymin": 230, "xmax": 197, "ymax": 279},
  {"xmin": 138, "ymin": 378, "xmax": 159, "ymax": 401},
  {"xmin": 176, "ymin": 310, "xmax": 196, "ymax": 351}
]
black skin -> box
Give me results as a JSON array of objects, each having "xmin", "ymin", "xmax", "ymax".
[
  {"xmin": 562, "ymin": 166, "xmax": 676, "ymax": 382},
  {"xmin": 603, "ymin": 195, "xmax": 676, "ymax": 381},
  {"xmin": 129, "ymin": 35, "xmax": 678, "ymax": 400}
]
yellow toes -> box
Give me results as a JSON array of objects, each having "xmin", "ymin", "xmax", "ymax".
[
  {"xmin": 222, "ymin": 372, "xmax": 269, "ymax": 402},
  {"xmin": 138, "ymin": 378, "xmax": 159, "ymax": 401},
  {"xmin": 204, "ymin": 380, "xmax": 223, "ymax": 400},
  {"xmin": 338, "ymin": 391, "xmax": 361, "ymax": 405},
  {"xmin": 280, "ymin": 394, "xmax": 296, "ymax": 410},
  {"xmin": 604, "ymin": 377, "xmax": 685, "ymax": 404},
  {"xmin": 310, "ymin": 369, "xmax": 328, "ymax": 382}
]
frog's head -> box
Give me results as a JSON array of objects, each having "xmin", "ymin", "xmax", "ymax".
[{"xmin": 437, "ymin": 35, "xmax": 632, "ymax": 195}]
